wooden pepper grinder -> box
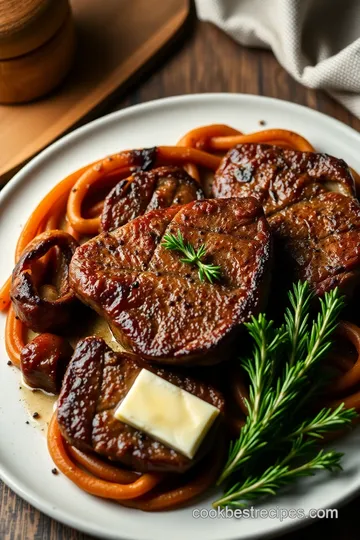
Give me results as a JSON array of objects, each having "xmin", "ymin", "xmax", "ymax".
[{"xmin": 0, "ymin": 0, "xmax": 75, "ymax": 103}]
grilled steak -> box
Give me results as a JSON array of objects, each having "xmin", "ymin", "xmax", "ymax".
[
  {"xmin": 69, "ymin": 198, "xmax": 272, "ymax": 365},
  {"xmin": 101, "ymin": 166, "xmax": 204, "ymax": 232},
  {"xmin": 57, "ymin": 337, "xmax": 225, "ymax": 472},
  {"xmin": 213, "ymin": 144, "xmax": 360, "ymax": 296}
]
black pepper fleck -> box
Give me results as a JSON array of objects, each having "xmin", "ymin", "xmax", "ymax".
[
  {"xmin": 131, "ymin": 281, "xmax": 139, "ymax": 289},
  {"xmin": 25, "ymin": 421, "xmax": 30, "ymax": 425},
  {"xmin": 7, "ymin": 360, "xmax": 12, "ymax": 366},
  {"xmin": 51, "ymin": 468, "xmax": 59, "ymax": 475},
  {"xmin": 259, "ymin": 120, "xmax": 266, "ymax": 126},
  {"xmin": 32, "ymin": 412, "xmax": 40, "ymax": 419},
  {"xmin": 149, "ymin": 231, "xmax": 159, "ymax": 241}
]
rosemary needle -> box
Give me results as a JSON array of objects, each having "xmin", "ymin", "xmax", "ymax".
[{"xmin": 162, "ymin": 231, "xmax": 221, "ymax": 284}]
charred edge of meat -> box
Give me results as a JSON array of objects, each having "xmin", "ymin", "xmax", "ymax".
[
  {"xmin": 128, "ymin": 147, "xmax": 157, "ymax": 172},
  {"xmin": 20, "ymin": 333, "xmax": 73, "ymax": 394},
  {"xmin": 57, "ymin": 336, "xmax": 225, "ymax": 473},
  {"xmin": 57, "ymin": 337, "xmax": 105, "ymax": 453},
  {"xmin": 213, "ymin": 144, "xmax": 355, "ymax": 205},
  {"xmin": 11, "ymin": 230, "xmax": 79, "ymax": 333},
  {"xmin": 100, "ymin": 166, "xmax": 205, "ymax": 232}
]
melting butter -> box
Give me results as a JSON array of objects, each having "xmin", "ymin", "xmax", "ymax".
[{"xmin": 115, "ymin": 368, "xmax": 220, "ymax": 459}]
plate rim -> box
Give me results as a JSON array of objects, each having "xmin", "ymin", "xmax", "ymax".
[
  {"xmin": 1, "ymin": 92, "xmax": 360, "ymax": 540},
  {"xmin": 2, "ymin": 92, "xmax": 360, "ymax": 206}
]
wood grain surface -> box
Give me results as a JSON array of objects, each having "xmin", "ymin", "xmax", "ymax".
[
  {"xmin": 0, "ymin": 0, "xmax": 70, "ymax": 59},
  {"xmin": 0, "ymin": 0, "xmax": 188, "ymax": 178},
  {"xmin": 1, "ymin": 12, "xmax": 360, "ymax": 540}
]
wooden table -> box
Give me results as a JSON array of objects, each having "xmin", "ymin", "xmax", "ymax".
[{"xmin": 1, "ymin": 15, "xmax": 360, "ymax": 540}]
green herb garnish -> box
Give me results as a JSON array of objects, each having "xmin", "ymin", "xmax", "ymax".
[
  {"xmin": 213, "ymin": 281, "xmax": 357, "ymax": 508},
  {"xmin": 214, "ymin": 445, "xmax": 344, "ymax": 509},
  {"xmin": 162, "ymin": 231, "xmax": 221, "ymax": 283}
]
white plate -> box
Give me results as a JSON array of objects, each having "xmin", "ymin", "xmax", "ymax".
[{"xmin": 1, "ymin": 94, "xmax": 360, "ymax": 540}]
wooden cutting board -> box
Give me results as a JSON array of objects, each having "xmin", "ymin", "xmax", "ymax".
[{"xmin": 0, "ymin": 0, "xmax": 189, "ymax": 182}]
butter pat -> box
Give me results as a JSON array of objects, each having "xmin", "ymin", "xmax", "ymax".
[{"xmin": 114, "ymin": 369, "xmax": 219, "ymax": 459}]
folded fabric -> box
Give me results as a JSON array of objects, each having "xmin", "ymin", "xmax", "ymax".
[{"xmin": 195, "ymin": 0, "xmax": 360, "ymax": 118}]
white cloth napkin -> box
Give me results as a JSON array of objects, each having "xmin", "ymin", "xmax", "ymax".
[{"xmin": 195, "ymin": 0, "xmax": 360, "ymax": 118}]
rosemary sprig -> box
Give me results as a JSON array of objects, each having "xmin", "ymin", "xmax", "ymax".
[
  {"xmin": 214, "ymin": 405, "xmax": 356, "ymax": 508},
  {"xmin": 213, "ymin": 281, "xmax": 356, "ymax": 508},
  {"xmin": 162, "ymin": 231, "xmax": 221, "ymax": 283},
  {"xmin": 285, "ymin": 281, "xmax": 313, "ymax": 367},
  {"xmin": 214, "ymin": 444, "xmax": 343, "ymax": 508},
  {"xmin": 288, "ymin": 403, "xmax": 357, "ymax": 441},
  {"xmin": 241, "ymin": 315, "xmax": 287, "ymax": 424},
  {"xmin": 217, "ymin": 283, "xmax": 345, "ymax": 484}
]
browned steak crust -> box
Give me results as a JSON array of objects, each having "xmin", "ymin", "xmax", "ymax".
[
  {"xmin": 57, "ymin": 337, "xmax": 225, "ymax": 473},
  {"xmin": 101, "ymin": 166, "xmax": 204, "ymax": 232},
  {"xmin": 212, "ymin": 144, "xmax": 360, "ymax": 296},
  {"xmin": 69, "ymin": 198, "xmax": 272, "ymax": 364}
]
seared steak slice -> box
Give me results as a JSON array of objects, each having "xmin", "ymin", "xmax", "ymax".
[
  {"xmin": 70, "ymin": 198, "xmax": 272, "ymax": 364},
  {"xmin": 57, "ymin": 337, "xmax": 225, "ymax": 472},
  {"xmin": 101, "ymin": 166, "xmax": 204, "ymax": 232},
  {"xmin": 213, "ymin": 144, "xmax": 354, "ymax": 211},
  {"xmin": 213, "ymin": 144, "xmax": 360, "ymax": 296}
]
